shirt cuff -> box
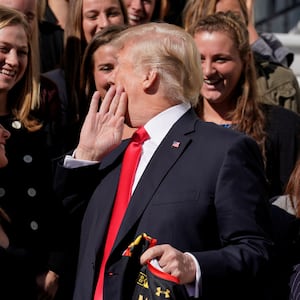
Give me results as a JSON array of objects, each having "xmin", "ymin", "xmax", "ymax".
[
  {"xmin": 184, "ymin": 252, "xmax": 201, "ymax": 298},
  {"xmin": 63, "ymin": 153, "xmax": 100, "ymax": 168}
]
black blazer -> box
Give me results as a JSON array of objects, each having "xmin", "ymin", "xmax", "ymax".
[{"xmin": 54, "ymin": 109, "xmax": 273, "ymax": 300}]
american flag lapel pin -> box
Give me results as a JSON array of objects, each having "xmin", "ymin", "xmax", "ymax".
[{"xmin": 172, "ymin": 141, "xmax": 180, "ymax": 148}]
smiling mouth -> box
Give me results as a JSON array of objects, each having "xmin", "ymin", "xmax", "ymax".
[
  {"xmin": 204, "ymin": 79, "xmax": 221, "ymax": 85},
  {"xmin": 0, "ymin": 68, "xmax": 16, "ymax": 77},
  {"xmin": 128, "ymin": 14, "xmax": 144, "ymax": 22}
]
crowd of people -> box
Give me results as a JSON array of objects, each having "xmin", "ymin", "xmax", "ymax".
[{"xmin": 0, "ymin": 0, "xmax": 300, "ymax": 300}]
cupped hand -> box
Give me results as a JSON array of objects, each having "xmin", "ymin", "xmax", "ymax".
[{"xmin": 75, "ymin": 86, "xmax": 127, "ymax": 161}]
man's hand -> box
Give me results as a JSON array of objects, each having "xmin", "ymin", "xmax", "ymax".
[
  {"xmin": 140, "ymin": 244, "xmax": 196, "ymax": 284},
  {"xmin": 75, "ymin": 85, "xmax": 127, "ymax": 161}
]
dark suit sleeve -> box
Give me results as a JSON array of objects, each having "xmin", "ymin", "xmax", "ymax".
[
  {"xmin": 53, "ymin": 157, "xmax": 101, "ymax": 216},
  {"xmin": 193, "ymin": 135, "xmax": 273, "ymax": 298}
]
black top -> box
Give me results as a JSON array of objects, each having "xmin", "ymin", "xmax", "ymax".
[
  {"xmin": 39, "ymin": 3, "xmax": 64, "ymax": 73},
  {"xmin": 262, "ymin": 104, "xmax": 300, "ymax": 197},
  {"xmin": 0, "ymin": 77, "xmax": 68, "ymax": 299}
]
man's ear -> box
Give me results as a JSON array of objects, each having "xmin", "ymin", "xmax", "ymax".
[{"xmin": 142, "ymin": 68, "xmax": 159, "ymax": 92}]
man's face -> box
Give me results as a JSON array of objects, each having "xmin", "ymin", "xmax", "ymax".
[
  {"xmin": 0, "ymin": 0, "xmax": 37, "ymax": 31},
  {"xmin": 110, "ymin": 43, "xmax": 149, "ymax": 127}
]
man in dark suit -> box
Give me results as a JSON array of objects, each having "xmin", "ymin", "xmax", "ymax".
[{"xmin": 54, "ymin": 22, "xmax": 273, "ymax": 300}]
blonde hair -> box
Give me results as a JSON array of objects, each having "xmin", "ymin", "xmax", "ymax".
[
  {"xmin": 112, "ymin": 22, "xmax": 203, "ymax": 106},
  {"xmin": 0, "ymin": 5, "xmax": 41, "ymax": 131}
]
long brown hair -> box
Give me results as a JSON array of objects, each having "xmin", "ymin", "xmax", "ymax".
[
  {"xmin": 188, "ymin": 11, "xmax": 266, "ymax": 162},
  {"xmin": 151, "ymin": 0, "xmax": 169, "ymax": 21},
  {"xmin": 285, "ymin": 160, "xmax": 300, "ymax": 218}
]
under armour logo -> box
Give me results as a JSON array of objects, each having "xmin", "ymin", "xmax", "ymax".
[{"xmin": 155, "ymin": 287, "xmax": 171, "ymax": 298}]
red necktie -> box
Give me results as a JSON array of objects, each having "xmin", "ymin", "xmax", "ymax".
[{"xmin": 94, "ymin": 127, "xmax": 149, "ymax": 300}]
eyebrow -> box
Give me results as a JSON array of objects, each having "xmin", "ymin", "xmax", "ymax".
[{"xmin": 0, "ymin": 41, "xmax": 28, "ymax": 49}]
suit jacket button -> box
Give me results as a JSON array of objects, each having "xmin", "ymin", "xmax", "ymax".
[
  {"xmin": 11, "ymin": 120, "xmax": 21, "ymax": 129},
  {"xmin": 30, "ymin": 221, "xmax": 39, "ymax": 231},
  {"xmin": 23, "ymin": 155, "xmax": 33, "ymax": 163},
  {"xmin": 27, "ymin": 188, "xmax": 37, "ymax": 197}
]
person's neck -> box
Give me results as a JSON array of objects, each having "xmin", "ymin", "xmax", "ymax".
[
  {"xmin": 122, "ymin": 125, "xmax": 136, "ymax": 140},
  {"xmin": 203, "ymin": 99, "xmax": 233, "ymax": 125}
]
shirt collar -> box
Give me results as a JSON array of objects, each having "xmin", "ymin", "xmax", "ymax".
[{"xmin": 144, "ymin": 102, "xmax": 191, "ymax": 146}]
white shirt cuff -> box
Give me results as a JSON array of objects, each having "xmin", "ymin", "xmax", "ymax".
[
  {"xmin": 184, "ymin": 252, "xmax": 201, "ymax": 298},
  {"xmin": 63, "ymin": 153, "xmax": 99, "ymax": 168}
]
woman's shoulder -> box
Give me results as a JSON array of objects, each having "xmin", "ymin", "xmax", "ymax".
[{"xmin": 262, "ymin": 104, "xmax": 300, "ymax": 129}]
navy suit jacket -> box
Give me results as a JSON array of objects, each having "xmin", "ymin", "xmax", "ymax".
[{"xmin": 54, "ymin": 109, "xmax": 273, "ymax": 300}]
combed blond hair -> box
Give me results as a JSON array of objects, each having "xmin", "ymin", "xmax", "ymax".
[{"xmin": 111, "ymin": 22, "xmax": 203, "ymax": 106}]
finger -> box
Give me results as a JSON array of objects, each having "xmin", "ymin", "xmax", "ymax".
[
  {"xmin": 99, "ymin": 86, "xmax": 117, "ymax": 115},
  {"xmin": 88, "ymin": 91, "xmax": 102, "ymax": 114},
  {"xmin": 108, "ymin": 86, "xmax": 124, "ymax": 115},
  {"xmin": 140, "ymin": 245, "xmax": 164, "ymax": 265},
  {"xmin": 115, "ymin": 90, "xmax": 127, "ymax": 118}
]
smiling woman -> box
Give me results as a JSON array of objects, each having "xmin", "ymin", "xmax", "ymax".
[
  {"xmin": 0, "ymin": 24, "xmax": 29, "ymax": 92},
  {"xmin": 189, "ymin": 11, "xmax": 300, "ymax": 198}
]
